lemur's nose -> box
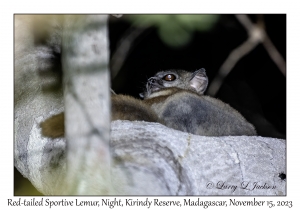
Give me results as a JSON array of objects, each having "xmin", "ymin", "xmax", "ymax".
[{"xmin": 148, "ymin": 77, "xmax": 159, "ymax": 84}]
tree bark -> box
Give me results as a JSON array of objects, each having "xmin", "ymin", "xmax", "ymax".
[
  {"xmin": 61, "ymin": 15, "xmax": 112, "ymax": 195},
  {"xmin": 16, "ymin": 119, "xmax": 286, "ymax": 195}
]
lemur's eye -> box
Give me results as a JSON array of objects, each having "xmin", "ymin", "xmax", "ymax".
[{"xmin": 163, "ymin": 74, "xmax": 176, "ymax": 81}]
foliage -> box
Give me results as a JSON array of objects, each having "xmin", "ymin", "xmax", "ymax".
[{"xmin": 126, "ymin": 14, "xmax": 219, "ymax": 47}]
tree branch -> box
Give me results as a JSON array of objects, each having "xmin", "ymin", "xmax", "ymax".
[
  {"xmin": 110, "ymin": 26, "xmax": 146, "ymax": 79},
  {"xmin": 207, "ymin": 14, "xmax": 286, "ymax": 96}
]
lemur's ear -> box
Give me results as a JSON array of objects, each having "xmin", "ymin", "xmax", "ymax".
[{"xmin": 189, "ymin": 68, "xmax": 208, "ymax": 94}]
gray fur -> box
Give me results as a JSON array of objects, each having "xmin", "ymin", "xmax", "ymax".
[
  {"xmin": 143, "ymin": 69, "xmax": 256, "ymax": 136},
  {"xmin": 140, "ymin": 68, "xmax": 208, "ymax": 99}
]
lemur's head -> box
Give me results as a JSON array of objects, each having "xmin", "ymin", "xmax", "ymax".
[{"xmin": 140, "ymin": 68, "xmax": 208, "ymax": 99}]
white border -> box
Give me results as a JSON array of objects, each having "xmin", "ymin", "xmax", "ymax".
[{"xmin": 2, "ymin": 0, "xmax": 299, "ymax": 209}]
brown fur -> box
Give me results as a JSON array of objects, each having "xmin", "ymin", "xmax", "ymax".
[
  {"xmin": 144, "ymin": 88, "xmax": 182, "ymax": 106},
  {"xmin": 111, "ymin": 94, "xmax": 161, "ymax": 123},
  {"xmin": 40, "ymin": 112, "xmax": 65, "ymax": 138},
  {"xmin": 40, "ymin": 95, "xmax": 160, "ymax": 138}
]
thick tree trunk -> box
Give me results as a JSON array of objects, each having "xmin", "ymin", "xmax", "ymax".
[
  {"xmin": 61, "ymin": 15, "xmax": 112, "ymax": 195},
  {"xmin": 16, "ymin": 119, "xmax": 286, "ymax": 195}
]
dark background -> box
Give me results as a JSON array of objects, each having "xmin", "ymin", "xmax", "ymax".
[{"xmin": 109, "ymin": 14, "xmax": 286, "ymax": 139}]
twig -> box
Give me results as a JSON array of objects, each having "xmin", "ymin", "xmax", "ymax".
[
  {"xmin": 207, "ymin": 14, "xmax": 286, "ymax": 96},
  {"xmin": 262, "ymin": 37, "xmax": 286, "ymax": 76},
  {"xmin": 110, "ymin": 88, "xmax": 117, "ymax": 95},
  {"xmin": 110, "ymin": 26, "xmax": 146, "ymax": 79},
  {"xmin": 237, "ymin": 14, "xmax": 286, "ymax": 76},
  {"xmin": 207, "ymin": 35, "xmax": 260, "ymax": 96},
  {"xmin": 111, "ymin": 14, "xmax": 123, "ymax": 18}
]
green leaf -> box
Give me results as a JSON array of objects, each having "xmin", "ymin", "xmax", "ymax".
[
  {"xmin": 125, "ymin": 14, "xmax": 220, "ymax": 47},
  {"xmin": 126, "ymin": 15, "xmax": 171, "ymax": 27},
  {"xmin": 175, "ymin": 14, "xmax": 219, "ymax": 31},
  {"xmin": 158, "ymin": 21, "xmax": 192, "ymax": 47}
]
